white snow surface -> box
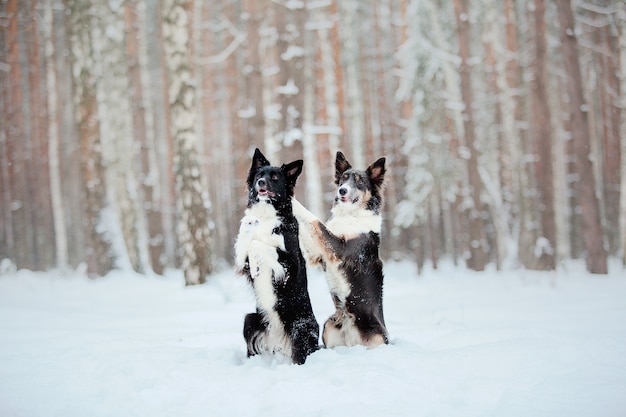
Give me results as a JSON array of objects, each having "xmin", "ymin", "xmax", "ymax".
[{"xmin": 1, "ymin": 260, "xmax": 626, "ymax": 417}]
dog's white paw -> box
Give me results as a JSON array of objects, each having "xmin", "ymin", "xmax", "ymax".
[
  {"xmin": 272, "ymin": 264, "xmax": 287, "ymax": 285},
  {"xmin": 291, "ymin": 197, "xmax": 318, "ymax": 223},
  {"xmin": 239, "ymin": 215, "xmax": 260, "ymax": 234}
]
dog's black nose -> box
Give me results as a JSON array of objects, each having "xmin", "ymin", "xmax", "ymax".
[
  {"xmin": 339, "ymin": 187, "xmax": 347, "ymax": 196},
  {"xmin": 258, "ymin": 179, "xmax": 266, "ymax": 188}
]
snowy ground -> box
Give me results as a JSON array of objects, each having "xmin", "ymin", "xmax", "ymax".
[{"xmin": 1, "ymin": 259, "xmax": 626, "ymax": 417}]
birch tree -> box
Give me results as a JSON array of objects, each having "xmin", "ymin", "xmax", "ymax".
[
  {"xmin": 94, "ymin": 0, "xmax": 148, "ymax": 273},
  {"xmin": 144, "ymin": 0, "xmax": 177, "ymax": 268},
  {"xmin": 68, "ymin": 0, "xmax": 115, "ymax": 276},
  {"xmin": 163, "ymin": 0, "xmax": 214, "ymax": 285},
  {"xmin": 125, "ymin": 0, "xmax": 165, "ymax": 274}
]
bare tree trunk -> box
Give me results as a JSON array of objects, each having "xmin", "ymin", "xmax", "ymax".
[
  {"xmin": 453, "ymin": 0, "xmax": 488, "ymax": 271},
  {"xmin": 68, "ymin": 0, "xmax": 115, "ymax": 277},
  {"xmin": 6, "ymin": 0, "xmax": 35, "ymax": 270},
  {"xmin": 482, "ymin": 0, "xmax": 511, "ymax": 270},
  {"xmin": 617, "ymin": 2, "xmax": 626, "ymax": 265},
  {"xmin": 44, "ymin": 0, "xmax": 68, "ymax": 269},
  {"xmin": 500, "ymin": 0, "xmax": 526, "ymax": 266},
  {"xmin": 339, "ymin": 0, "xmax": 365, "ymax": 168},
  {"xmin": 144, "ymin": 0, "xmax": 176, "ymax": 269},
  {"xmin": 275, "ymin": 1, "xmax": 305, "ymax": 166},
  {"xmin": 375, "ymin": 0, "xmax": 405, "ymax": 259},
  {"xmin": 301, "ymin": 9, "xmax": 324, "ymax": 217},
  {"xmin": 241, "ymin": 0, "xmax": 266, "ymax": 154},
  {"xmin": 556, "ymin": 0, "xmax": 607, "ymax": 274},
  {"xmin": 330, "ymin": 0, "xmax": 346, "ymax": 155},
  {"xmin": 316, "ymin": 1, "xmax": 342, "ymax": 199},
  {"xmin": 125, "ymin": 0, "xmax": 164, "ymax": 274},
  {"xmin": 0, "ymin": 0, "xmax": 11, "ymax": 263},
  {"xmin": 529, "ymin": 0, "xmax": 556, "ymax": 270},
  {"xmin": 55, "ymin": 1, "xmax": 85, "ymax": 269},
  {"xmin": 597, "ymin": 23, "xmax": 621, "ymax": 256},
  {"xmin": 163, "ymin": 0, "xmax": 214, "ymax": 285},
  {"xmin": 259, "ymin": 5, "xmax": 279, "ymax": 160},
  {"xmin": 25, "ymin": 1, "xmax": 55, "ymax": 270},
  {"xmin": 94, "ymin": 0, "xmax": 148, "ymax": 273}
]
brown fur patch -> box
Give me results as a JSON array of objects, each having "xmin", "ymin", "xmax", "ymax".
[{"xmin": 364, "ymin": 333, "xmax": 386, "ymax": 349}]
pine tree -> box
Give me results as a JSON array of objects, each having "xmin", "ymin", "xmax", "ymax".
[
  {"xmin": 44, "ymin": 0, "xmax": 68, "ymax": 269},
  {"xmin": 556, "ymin": 0, "xmax": 607, "ymax": 274},
  {"xmin": 529, "ymin": 0, "xmax": 556, "ymax": 270},
  {"xmin": 453, "ymin": 0, "xmax": 488, "ymax": 271}
]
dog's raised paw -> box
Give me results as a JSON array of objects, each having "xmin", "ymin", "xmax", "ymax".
[
  {"xmin": 239, "ymin": 215, "xmax": 260, "ymax": 234},
  {"xmin": 272, "ymin": 266, "xmax": 287, "ymax": 286}
]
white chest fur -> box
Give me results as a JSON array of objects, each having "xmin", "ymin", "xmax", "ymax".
[
  {"xmin": 325, "ymin": 206, "xmax": 381, "ymax": 303},
  {"xmin": 326, "ymin": 205, "xmax": 382, "ymax": 239},
  {"xmin": 234, "ymin": 202, "xmax": 291, "ymax": 357},
  {"xmin": 234, "ymin": 202, "xmax": 285, "ymax": 309}
]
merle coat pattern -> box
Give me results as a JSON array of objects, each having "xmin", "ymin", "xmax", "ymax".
[
  {"xmin": 234, "ymin": 148, "xmax": 319, "ymax": 364},
  {"xmin": 292, "ymin": 151, "xmax": 389, "ymax": 348}
]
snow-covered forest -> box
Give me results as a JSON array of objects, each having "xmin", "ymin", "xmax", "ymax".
[{"xmin": 1, "ymin": 0, "xmax": 625, "ymax": 280}]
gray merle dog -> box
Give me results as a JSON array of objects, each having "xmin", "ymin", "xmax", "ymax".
[{"xmin": 292, "ymin": 151, "xmax": 389, "ymax": 348}]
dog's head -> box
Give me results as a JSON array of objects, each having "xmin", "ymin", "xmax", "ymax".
[
  {"xmin": 334, "ymin": 152, "xmax": 386, "ymax": 213},
  {"xmin": 246, "ymin": 148, "xmax": 303, "ymax": 208}
]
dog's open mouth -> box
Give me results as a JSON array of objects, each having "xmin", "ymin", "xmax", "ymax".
[
  {"xmin": 338, "ymin": 195, "xmax": 359, "ymax": 204},
  {"xmin": 258, "ymin": 188, "xmax": 275, "ymax": 198}
]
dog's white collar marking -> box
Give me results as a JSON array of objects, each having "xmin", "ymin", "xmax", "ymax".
[
  {"xmin": 246, "ymin": 201, "xmax": 280, "ymax": 221},
  {"xmin": 327, "ymin": 204, "xmax": 382, "ymax": 238}
]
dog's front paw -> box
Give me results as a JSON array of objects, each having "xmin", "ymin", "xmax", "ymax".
[
  {"xmin": 239, "ymin": 215, "xmax": 260, "ymax": 234},
  {"xmin": 272, "ymin": 265, "xmax": 287, "ymax": 286},
  {"xmin": 291, "ymin": 197, "xmax": 318, "ymax": 223}
]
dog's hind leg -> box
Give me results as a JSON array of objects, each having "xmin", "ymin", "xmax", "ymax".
[{"xmin": 243, "ymin": 312, "xmax": 268, "ymax": 357}]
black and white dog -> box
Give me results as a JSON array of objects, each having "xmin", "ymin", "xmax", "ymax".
[
  {"xmin": 235, "ymin": 148, "xmax": 319, "ymax": 364},
  {"xmin": 292, "ymin": 151, "xmax": 389, "ymax": 348}
]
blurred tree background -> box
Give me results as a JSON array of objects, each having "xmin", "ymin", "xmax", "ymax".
[{"xmin": 1, "ymin": 0, "xmax": 624, "ymax": 281}]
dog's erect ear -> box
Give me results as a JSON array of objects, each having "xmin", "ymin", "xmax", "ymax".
[
  {"xmin": 247, "ymin": 148, "xmax": 271, "ymax": 187},
  {"xmin": 252, "ymin": 148, "xmax": 271, "ymax": 169},
  {"xmin": 282, "ymin": 160, "xmax": 303, "ymax": 193},
  {"xmin": 367, "ymin": 157, "xmax": 386, "ymax": 190},
  {"xmin": 335, "ymin": 151, "xmax": 352, "ymax": 184}
]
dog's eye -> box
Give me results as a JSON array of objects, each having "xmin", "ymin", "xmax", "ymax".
[
  {"xmin": 270, "ymin": 172, "xmax": 279, "ymax": 181},
  {"xmin": 343, "ymin": 174, "xmax": 349, "ymax": 180}
]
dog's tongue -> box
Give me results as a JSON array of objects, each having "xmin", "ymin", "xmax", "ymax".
[{"xmin": 258, "ymin": 188, "xmax": 268, "ymax": 195}]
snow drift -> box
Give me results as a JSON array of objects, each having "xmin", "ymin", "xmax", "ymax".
[{"xmin": 1, "ymin": 260, "xmax": 625, "ymax": 417}]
